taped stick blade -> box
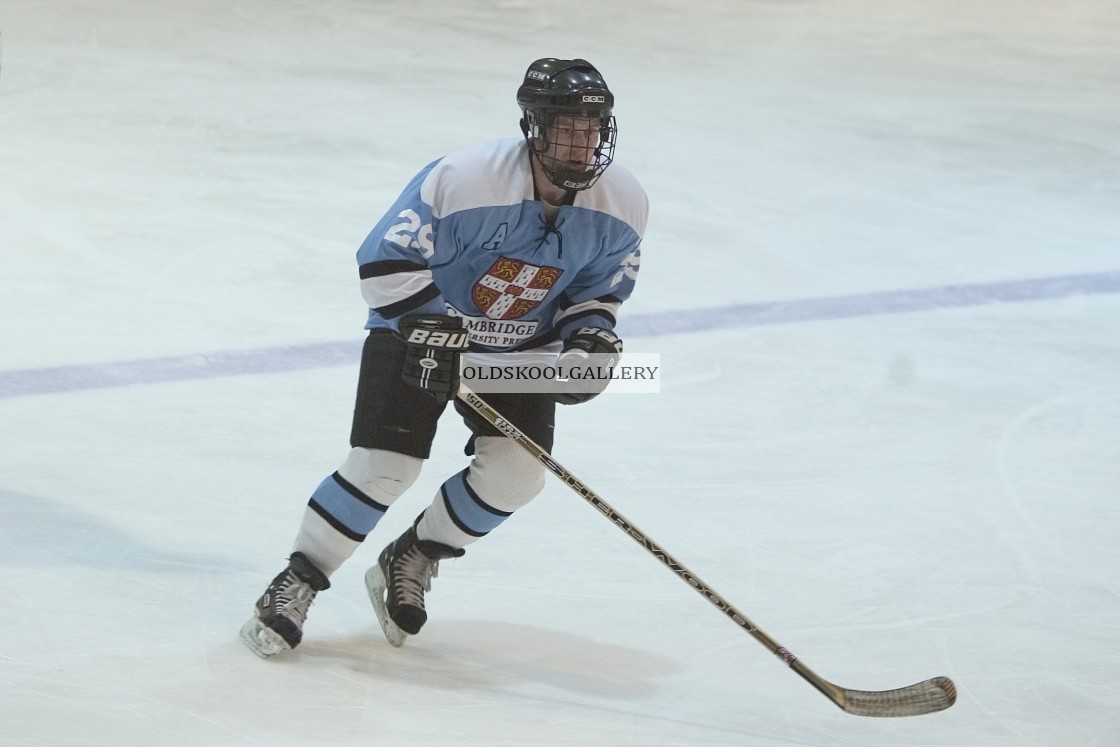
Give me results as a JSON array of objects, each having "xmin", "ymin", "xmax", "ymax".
[{"xmin": 840, "ymin": 676, "xmax": 957, "ymax": 717}]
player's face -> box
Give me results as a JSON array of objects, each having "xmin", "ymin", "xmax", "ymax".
[{"xmin": 544, "ymin": 116, "xmax": 600, "ymax": 170}]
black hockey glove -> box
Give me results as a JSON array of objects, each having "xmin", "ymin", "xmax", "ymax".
[
  {"xmin": 399, "ymin": 313, "xmax": 470, "ymax": 405},
  {"xmin": 552, "ymin": 327, "xmax": 623, "ymax": 406}
]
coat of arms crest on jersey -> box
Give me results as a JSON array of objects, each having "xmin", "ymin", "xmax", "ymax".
[{"xmin": 472, "ymin": 257, "xmax": 563, "ymax": 320}]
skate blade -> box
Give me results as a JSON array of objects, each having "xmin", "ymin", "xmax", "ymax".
[
  {"xmin": 239, "ymin": 616, "xmax": 292, "ymax": 659},
  {"xmin": 364, "ymin": 565, "xmax": 407, "ymax": 648}
]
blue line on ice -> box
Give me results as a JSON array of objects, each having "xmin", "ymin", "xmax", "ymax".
[{"xmin": 3, "ymin": 270, "xmax": 1118, "ymax": 398}]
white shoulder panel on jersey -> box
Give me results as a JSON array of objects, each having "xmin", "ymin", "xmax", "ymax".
[
  {"xmin": 421, "ymin": 139, "xmax": 533, "ymax": 220},
  {"xmin": 420, "ymin": 138, "xmax": 648, "ymax": 239},
  {"xmin": 574, "ymin": 162, "xmax": 649, "ymax": 239}
]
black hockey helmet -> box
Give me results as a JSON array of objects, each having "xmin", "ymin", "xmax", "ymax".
[{"xmin": 516, "ymin": 58, "xmax": 617, "ymax": 191}]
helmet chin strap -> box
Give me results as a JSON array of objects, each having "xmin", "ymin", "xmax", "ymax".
[{"xmin": 527, "ymin": 148, "xmax": 572, "ymax": 206}]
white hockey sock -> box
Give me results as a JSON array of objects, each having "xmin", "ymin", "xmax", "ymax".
[
  {"xmin": 294, "ymin": 447, "xmax": 423, "ymax": 576},
  {"xmin": 293, "ymin": 505, "xmax": 361, "ymax": 577},
  {"xmin": 416, "ymin": 436, "xmax": 545, "ymax": 548}
]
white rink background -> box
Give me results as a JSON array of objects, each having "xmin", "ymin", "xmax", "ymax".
[{"xmin": 2, "ymin": 1, "xmax": 1119, "ymax": 745}]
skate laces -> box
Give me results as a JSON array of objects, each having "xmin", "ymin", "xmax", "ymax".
[
  {"xmin": 274, "ymin": 572, "xmax": 317, "ymax": 623},
  {"xmin": 391, "ymin": 545, "xmax": 441, "ymax": 608}
]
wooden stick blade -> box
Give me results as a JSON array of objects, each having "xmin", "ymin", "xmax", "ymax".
[{"xmin": 839, "ymin": 676, "xmax": 957, "ymax": 717}]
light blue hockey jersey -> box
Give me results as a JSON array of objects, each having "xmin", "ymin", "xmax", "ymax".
[{"xmin": 356, "ymin": 138, "xmax": 646, "ymax": 353}]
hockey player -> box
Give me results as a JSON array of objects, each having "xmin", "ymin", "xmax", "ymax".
[{"xmin": 241, "ymin": 58, "xmax": 647, "ymax": 657}]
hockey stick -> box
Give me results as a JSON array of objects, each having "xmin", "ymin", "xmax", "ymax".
[{"xmin": 457, "ymin": 384, "xmax": 956, "ymax": 717}]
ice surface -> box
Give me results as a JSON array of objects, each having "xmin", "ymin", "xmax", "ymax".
[{"xmin": 2, "ymin": 1, "xmax": 1119, "ymax": 744}]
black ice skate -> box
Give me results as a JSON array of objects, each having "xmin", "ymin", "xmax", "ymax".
[
  {"xmin": 240, "ymin": 552, "xmax": 331, "ymax": 658},
  {"xmin": 365, "ymin": 525, "xmax": 464, "ymax": 647}
]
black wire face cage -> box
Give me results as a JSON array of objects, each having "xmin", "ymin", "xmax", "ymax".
[{"xmin": 523, "ymin": 109, "xmax": 617, "ymax": 192}]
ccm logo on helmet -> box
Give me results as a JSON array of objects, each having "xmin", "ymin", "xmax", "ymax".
[{"xmin": 582, "ymin": 95, "xmax": 606, "ymax": 103}]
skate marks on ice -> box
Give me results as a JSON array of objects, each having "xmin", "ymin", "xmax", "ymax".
[
  {"xmin": 295, "ymin": 620, "xmax": 680, "ymax": 699},
  {"xmin": 993, "ymin": 384, "xmax": 1120, "ymax": 594},
  {"xmin": 190, "ymin": 628, "xmax": 738, "ymax": 747}
]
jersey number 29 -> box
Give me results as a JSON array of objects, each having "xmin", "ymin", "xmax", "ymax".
[{"xmin": 385, "ymin": 209, "xmax": 435, "ymax": 259}]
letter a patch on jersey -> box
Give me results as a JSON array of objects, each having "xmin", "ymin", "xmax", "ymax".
[{"xmin": 472, "ymin": 257, "xmax": 563, "ymax": 320}]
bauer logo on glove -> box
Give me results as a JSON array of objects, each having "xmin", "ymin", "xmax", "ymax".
[
  {"xmin": 405, "ymin": 327, "xmax": 469, "ymax": 349},
  {"xmin": 399, "ymin": 313, "xmax": 470, "ymax": 405}
]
